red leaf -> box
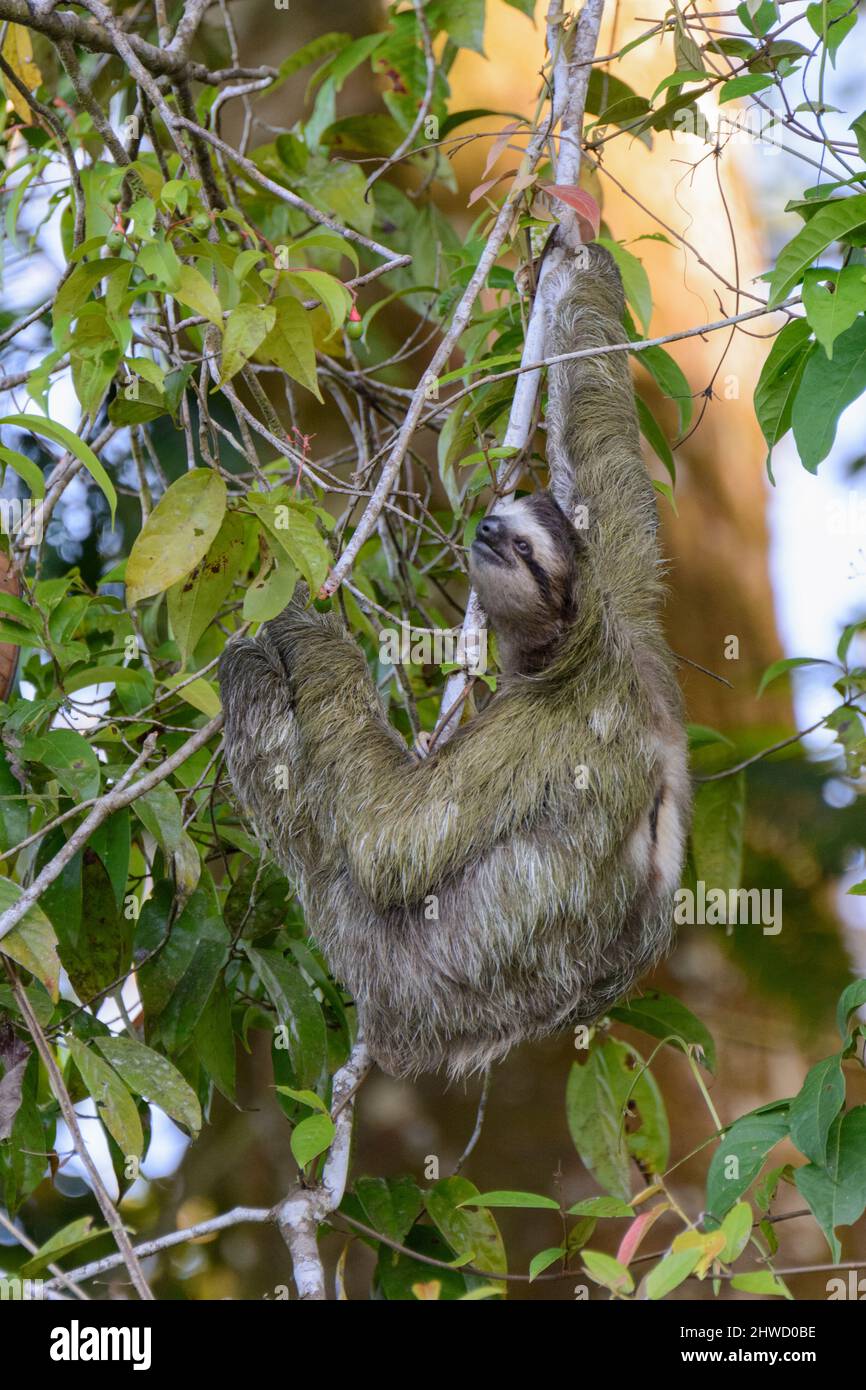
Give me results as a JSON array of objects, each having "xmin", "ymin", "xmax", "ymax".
[
  {"xmin": 540, "ymin": 184, "xmax": 601, "ymax": 241},
  {"xmin": 616, "ymin": 1204, "xmax": 669, "ymax": 1266}
]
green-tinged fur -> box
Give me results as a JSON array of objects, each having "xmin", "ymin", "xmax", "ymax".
[{"xmin": 219, "ymin": 243, "xmax": 690, "ymax": 1078}]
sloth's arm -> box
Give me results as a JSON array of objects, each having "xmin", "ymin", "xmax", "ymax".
[
  {"xmin": 220, "ymin": 600, "xmax": 528, "ymax": 909},
  {"xmin": 546, "ymin": 244, "xmax": 663, "ymax": 627}
]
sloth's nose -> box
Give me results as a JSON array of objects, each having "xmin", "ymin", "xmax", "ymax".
[{"xmin": 476, "ymin": 516, "xmax": 503, "ymax": 543}]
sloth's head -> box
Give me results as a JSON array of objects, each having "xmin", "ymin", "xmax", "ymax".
[{"xmin": 468, "ymin": 492, "xmax": 583, "ymax": 674}]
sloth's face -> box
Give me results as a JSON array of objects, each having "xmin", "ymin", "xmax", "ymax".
[{"xmin": 469, "ymin": 493, "xmax": 581, "ymax": 668}]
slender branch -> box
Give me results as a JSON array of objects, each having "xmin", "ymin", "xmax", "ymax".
[
  {"xmin": 0, "ymin": 1208, "xmax": 90, "ymax": 1300},
  {"xmin": 8, "ymin": 971, "xmax": 154, "ymax": 1300},
  {"xmin": 275, "ymin": 1040, "xmax": 370, "ymax": 1300},
  {"xmin": 364, "ymin": 0, "xmax": 436, "ymax": 198},
  {"xmin": 436, "ymin": 0, "xmax": 606, "ymax": 733},
  {"xmin": 0, "ymin": 716, "xmax": 223, "ymax": 946},
  {"xmin": 41, "ymin": 1206, "xmax": 270, "ymax": 1292},
  {"xmin": 320, "ymin": 1, "xmax": 587, "ymax": 600}
]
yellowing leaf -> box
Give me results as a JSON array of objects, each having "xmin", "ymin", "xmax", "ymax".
[
  {"xmin": 260, "ymin": 296, "xmax": 321, "ymax": 399},
  {"xmin": 163, "ymin": 674, "xmax": 221, "ymax": 717},
  {"xmin": 672, "ymin": 1228, "xmax": 727, "ymax": 1277},
  {"xmin": 126, "ymin": 468, "xmax": 226, "ymax": 605},
  {"xmin": 218, "ymin": 303, "xmax": 275, "ymax": 383},
  {"xmin": 246, "ymin": 490, "xmax": 331, "ymax": 596},
  {"xmin": 0, "ymin": 884, "xmax": 60, "ymax": 1002},
  {"xmin": 95, "ymin": 1034, "xmax": 202, "ymax": 1135},
  {"xmin": 175, "ymin": 264, "xmax": 223, "ymax": 327},
  {"xmin": 66, "ymin": 1036, "xmax": 143, "ymax": 1160},
  {"xmin": 1, "ymin": 25, "xmax": 42, "ymax": 123},
  {"xmin": 167, "ymin": 511, "xmax": 247, "ymax": 664}
]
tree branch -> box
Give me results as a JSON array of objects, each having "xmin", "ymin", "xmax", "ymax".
[
  {"xmin": 0, "ymin": 716, "xmax": 223, "ymax": 946},
  {"xmin": 275, "ymin": 1040, "xmax": 371, "ymax": 1300}
]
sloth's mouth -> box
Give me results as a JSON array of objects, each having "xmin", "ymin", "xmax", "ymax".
[{"xmin": 471, "ymin": 537, "xmax": 505, "ymax": 564}]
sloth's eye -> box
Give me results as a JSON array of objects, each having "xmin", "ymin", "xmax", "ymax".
[{"xmin": 514, "ymin": 538, "xmax": 531, "ymax": 557}]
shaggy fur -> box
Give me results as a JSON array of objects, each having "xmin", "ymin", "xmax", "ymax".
[{"xmin": 218, "ymin": 243, "xmax": 690, "ymax": 1079}]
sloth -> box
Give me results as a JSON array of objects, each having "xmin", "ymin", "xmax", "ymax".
[{"xmin": 218, "ymin": 243, "xmax": 690, "ymax": 1079}]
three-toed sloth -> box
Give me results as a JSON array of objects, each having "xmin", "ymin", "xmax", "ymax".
[{"xmin": 219, "ymin": 243, "xmax": 689, "ymax": 1079}]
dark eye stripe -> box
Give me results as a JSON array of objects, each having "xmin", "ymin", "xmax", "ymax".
[{"xmin": 524, "ymin": 555, "xmax": 553, "ymax": 606}]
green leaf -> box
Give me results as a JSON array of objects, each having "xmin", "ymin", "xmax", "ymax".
[
  {"xmin": 706, "ymin": 1109, "xmax": 789, "ymax": 1220},
  {"xmin": 285, "ymin": 269, "xmax": 351, "ymax": 333},
  {"xmin": 96, "ymin": 1035, "xmax": 201, "ymax": 1135},
  {"xmin": 218, "ymin": 302, "xmax": 275, "ymax": 383},
  {"xmin": 0, "ymin": 745, "xmax": 28, "ymax": 853},
  {"xmin": 355, "ymin": 1175, "xmax": 424, "ymax": 1244},
  {"xmin": 596, "ymin": 237, "xmax": 652, "ymax": 333},
  {"xmin": 806, "ymin": 0, "xmax": 857, "ymax": 62},
  {"xmin": 134, "ymin": 782, "xmax": 183, "ymax": 855},
  {"xmin": 792, "ymin": 315, "xmax": 866, "ymax": 471},
  {"xmin": 794, "ymin": 1108, "xmax": 866, "ymax": 1260},
  {"xmin": 754, "ymin": 318, "xmax": 814, "ymax": 460},
  {"xmin": 636, "ymin": 396, "xmax": 675, "ymax": 482},
  {"xmin": 242, "ymin": 549, "xmax": 298, "ymax": 623},
  {"xmin": 529, "ymin": 1247, "xmax": 565, "ymax": 1281},
  {"xmin": 20, "ymin": 1217, "xmax": 107, "ymax": 1277},
  {"xmin": 435, "ymin": 0, "xmax": 486, "ymax": 54},
  {"xmin": 425, "ymin": 1176, "xmax": 507, "ymax": 1288},
  {"xmin": 290, "ymin": 1110, "xmax": 334, "ymax": 1169},
  {"xmin": 718, "ymin": 74, "xmax": 774, "ymax": 103},
  {"xmin": 610, "ymin": 989, "xmax": 717, "ymax": 1072},
  {"xmin": 0, "ymin": 445, "xmax": 45, "ymax": 499},
  {"xmin": 636, "ymin": 344, "xmax": 693, "ymax": 431},
  {"xmin": 22, "ymin": 729, "xmax": 100, "ymax": 802},
  {"xmin": 53, "ymin": 257, "xmax": 126, "ymax": 324},
  {"xmin": 566, "ymin": 1038, "xmax": 669, "ymax": 1200},
  {"xmin": 0, "ymin": 880, "xmax": 60, "ymax": 1000},
  {"xmin": 690, "ymin": 772, "xmax": 745, "ymax": 893},
  {"xmin": 272, "ymin": 32, "xmax": 351, "ymax": 92},
  {"xmin": 174, "ymin": 263, "xmax": 222, "ymax": 327},
  {"xmin": 0, "ymin": 415, "xmax": 116, "ymax": 522},
  {"xmin": 260, "ymin": 295, "xmax": 321, "ymax": 399},
  {"xmin": 62, "ymin": 665, "xmax": 148, "ymax": 695},
  {"xmin": 757, "ymin": 654, "xmax": 831, "ymax": 696},
  {"xmin": 731, "ymin": 1270, "xmax": 792, "ymax": 1297},
  {"xmin": 836, "ymin": 978, "xmax": 866, "ymax": 1038},
  {"xmin": 459, "ymin": 1190, "xmax": 560, "ymax": 1210},
  {"xmin": 766, "ymin": 194, "xmax": 866, "ymax": 307},
  {"xmin": 802, "ymin": 266, "xmax": 866, "ymax": 358},
  {"xmin": 59, "ymin": 850, "xmax": 129, "ymax": 1001},
  {"xmin": 646, "ymin": 1247, "xmax": 701, "ymax": 1299},
  {"xmin": 276, "ymin": 1086, "xmax": 328, "ymax": 1113},
  {"xmin": 850, "ymin": 111, "xmax": 866, "ymax": 163},
  {"xmin": 224, "ymin": 859, "xmax": 291, "ymax": 941},
  {"xmin": 126, "ymin": 468, "xmax": 227, "ymax": 605},
  {"xmin": 674, "ymin": 18, "xmax": 705, "ymax": 73},
  {"xmin": 298, "ymin": 160, "xmax": 374, "ymax": 237},
  {"xmin": 582, "ymin": 1249, "xmax": 634, "ymax": 1295},
  {"xmin": 719, "ymin": 1201, "xmax": 753, "ymax": 1262},
  {"xmin": 788, "ymin": 1054, "xmax": 846, "ymax": 1165},
  {"xmin": 193, "ymin": 978, "xmax": 236, "ymax": 1100},
  {"xmin": 246, "ymin": 944, "xmax": 327, "ymax": 1090},
  {"xmin": 168, "ymin": 511, "xmax": 246, "ymax": 664},
  {"xmin": 137, "ymin": 881, "xmax": 229, "ymax": 1053},
  {"xmin": 66, "ymin": 1035, "xmax": 143, "ymax": 1160},
  {"xmin": 567, "ymin": 1196, "xmax": 634, "ymax": 1217},
  {"xmin": 246, "ymin": 490, "xmax": 331, "ymax": 596}
]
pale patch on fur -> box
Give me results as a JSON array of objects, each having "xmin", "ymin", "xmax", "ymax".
[{"xmin": 493, "ymin": 499, "xmax": 562, "ymax": 576}]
